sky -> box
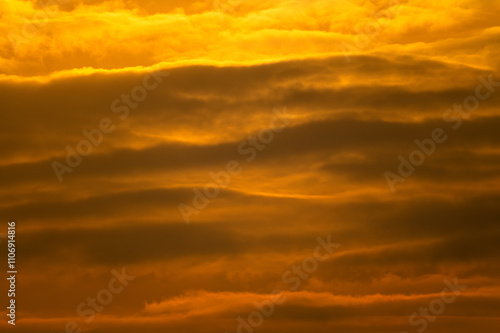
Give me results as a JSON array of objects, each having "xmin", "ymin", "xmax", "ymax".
[{"xmin": 0, "ymin": 0, "xmax": 500, "ymax": 332}]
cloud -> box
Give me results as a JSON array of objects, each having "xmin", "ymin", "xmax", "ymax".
[{"xmin": 1, "ymin": 1, "xmax": 499, "ymax": 333}]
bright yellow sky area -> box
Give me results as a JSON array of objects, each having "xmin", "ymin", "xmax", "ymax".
[{"xmin": 1, "ymin": 0, "xmax": 499, "ymax": 78}]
